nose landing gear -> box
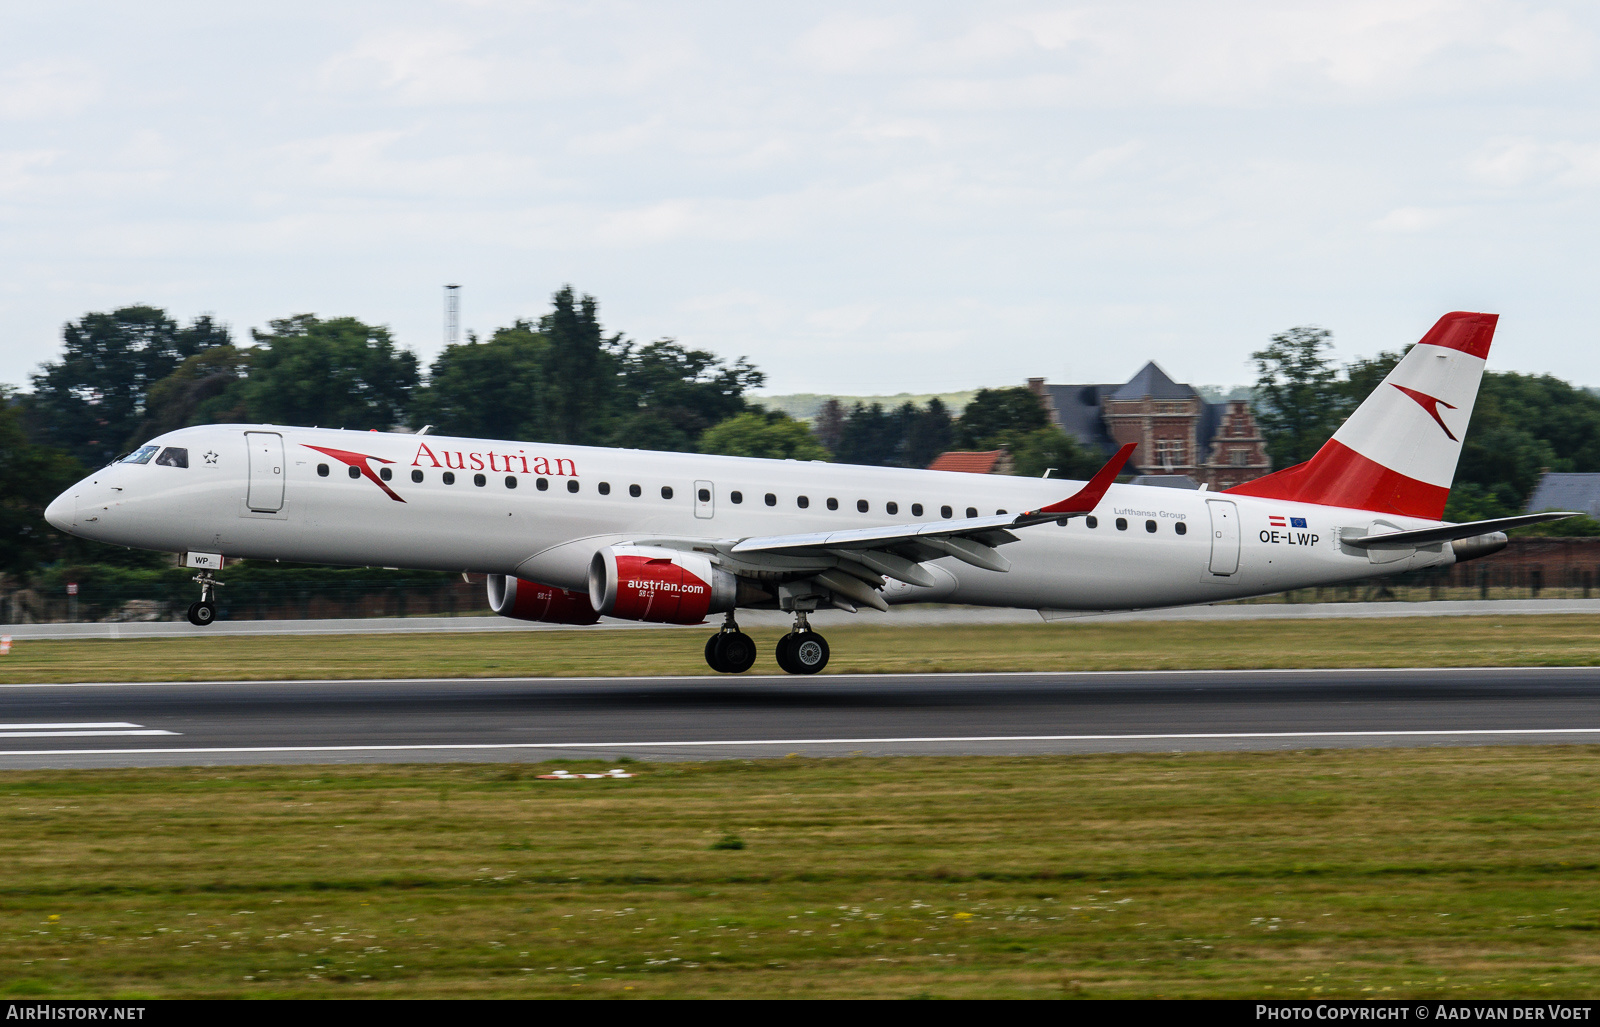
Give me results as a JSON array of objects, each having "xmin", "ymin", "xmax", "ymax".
[
  {"xmin": 187, "ymin": 569, "xmax": 222, "ymax": 627},
  {"xmin": 775, "ymin": 610, "xmax": 829, "ymax": 675},
  {"xmin": 704, "ymin": 613, "xmax": 757, "ymax": 673}
]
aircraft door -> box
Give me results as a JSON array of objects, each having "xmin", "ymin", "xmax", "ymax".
[
  {"xmin": 245, "ymin": 431, "xmax": 286, "ymax": 513},
  {"xmin": 1206, "ymin": 499, "xmax": 1240, "ymax": 575},
  {"xmin": 694, "ymin": 480, "xmax": 714, "ymax": 519}
]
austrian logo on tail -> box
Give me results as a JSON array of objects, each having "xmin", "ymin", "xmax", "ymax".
[
  {"xmin": 303, "ymin": 445, "xmax": 406, "ymax": 503},
  {"xmin": 1391, "ymin": 384, "xmax": 1460, "ymax": 441}
]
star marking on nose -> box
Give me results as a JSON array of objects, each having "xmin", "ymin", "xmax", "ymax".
[
  {"xmin": 1391, "ymin": 384, "xmax": 1459, "ymax": 441},
  {"xmin": 203, "ymin": 450, "xmax": 219, "ymax": 464}
]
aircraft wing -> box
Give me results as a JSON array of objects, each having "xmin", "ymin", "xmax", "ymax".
[
  {"xmin": 633, "ymin": 444, "xmax": 1135, "ymax": 612},
  {"xmin": 1340, "ymin": 511, "xmax": 1582, "ymax": 550}
]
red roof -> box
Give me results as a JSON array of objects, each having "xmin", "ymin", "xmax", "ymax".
[{"xmin": 928, "ymin": 450, "xmax": 1006, "ymax": 474}]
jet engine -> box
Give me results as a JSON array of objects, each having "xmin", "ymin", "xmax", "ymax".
[
  {"xmin": 587, "ymin": 544, "xmax": 741, "ymax": 624},
  {"xmin": 486, "ymin": 574, "xmax": 601, "ymax": 625}
]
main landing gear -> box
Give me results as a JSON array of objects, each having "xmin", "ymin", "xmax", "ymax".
[
  {"xmin": 187, "ymin": 569, "xmax": 221, "ymax": 627},
  {"xmin": 705, "ymin": 613, "xmax": 757, "ymax": 674},
  {"xmin": 775, "ymin": 610, "xmax": 829, "ymax": 675},
  {"xmin": 702, "ymin": 611, "xmax": 830, "ymax": 674}
]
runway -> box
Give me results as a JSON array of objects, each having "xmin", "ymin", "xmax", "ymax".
[{"xmin": 1, "ymin": 666, "xmax": 1598, "ymax": 768}]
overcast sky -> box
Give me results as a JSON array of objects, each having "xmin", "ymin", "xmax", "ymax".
[{"xmin": 3, "ymin": 1, "xmax": 1598, "ymax": 396}]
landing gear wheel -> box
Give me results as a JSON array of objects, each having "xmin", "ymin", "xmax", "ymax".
[
  {"xmin": 775, "ymin": 632, "xmax": 796, "ymax": 673},
  {"xmin": 790, "ymin": 631, "xmax": 829, "ymax": 674},
  {"xmin": 706, "ymin": 631, "xmax": 757, "ymax": 673},
  {"xmin": 187, "ymin": 600, "xmax": 217, "ymax": 627},
  {"xmin": 717, "ymin": 631, "xmax": 757, "ymax": 674}
]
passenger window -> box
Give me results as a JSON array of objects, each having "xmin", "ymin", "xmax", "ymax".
[
  {"xmin": 1086, "ymin": 515, "xmax": 1098, "ymax": 528},
  {"xmin": 765, "ymin": 493, "xmax": 776, "ymax": 507},
  {"xmin": 155, "ymin": 447, "xmax": 188, "ymax": 468},
  {"xmin": 1175, "ymin": 521, "xmax": 1187, "ymax": 535},
  {"xmin": 411, "ymin": 469, "xmax": 423, "ymax": 483},
  {"xmin": 731, "ymin": 491, "xmax": 743, "ymax": 504},
  {"xmin": 629, "ymin": 484, "xmax": 641, "ymax": 497},
  {"xmin": 379, "ymin": 467, "xmax": 392, "ymax": 481},
  {"xmin": 827, "ymin": 498, "xmax": 838, "ymax": 511},
  {"xmin": 537, "ymin": 478, "xmax": 549, "ymax": 491},
  {"xmin": 1116, "ymin": 517, "xmax": 1128, "ymax": 531},
  {"xmin": 941, "ymin": 505, "xmax": 952, "ymax": 519},
  {"xmin": 506, "ymin": 476, "xmax": 518, "ymax": 489},
  {"xmin": 1145, "ymin": 519, "xmax": 1157, "ymax": 533},
  {"xmin": 121, "ymin": 445, "xmax": 159, "ymax": 465},
  {"xmin": 599, "ymin": 482, "xmax": 611, "ymax": 495},
  {"xmin": 443, "ymin": 471, "xmax": 456, "ymax": 485},
  {"xmin": 699, "ymin": 488, "xmax": 711, "ymax": 502},
  {"xmin": 317, "ymin": 464, "xmax": 330, "ymax": 477},
  {"xmin": 912, "ymin": 503, "xmax": 923, "ymax": 517},
  {"xmin": 474, "ymin": 473, "xmax": 487, "ymax": 487},
  {"xmin": 348, "ymin": 466, "xmax": 361, "ymax": 479},
  {"xmin": 965, "ymin": 507, "xmax": 977, "ymax": 518},
  {"xmin": 568, "ymin": 480, "xmax": 580, "ymax": 493},
  {"xmin": 857, "ymin": 500, "xmax": 869, "ymax": 513},
  {"xmin": 887, "ymin": 502, "xmax": 898, "ymax": 515},
  {"xmin": 995, "ymin": 509, "xmax": 1006, "ymax": 515},
  {"xmin": 797, "ymin": 496, "xmax": 809, "ymax": 509},
  {"xmin": 661, "ymin": 486, "xmax": 674, "ymax": 499}
]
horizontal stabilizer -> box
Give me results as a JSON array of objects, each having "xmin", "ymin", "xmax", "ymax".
[{"xmin": 1341, "ymin": 512, "xmax": 1581, "ymax": 550}]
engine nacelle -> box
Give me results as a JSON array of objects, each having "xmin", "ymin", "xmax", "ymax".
[
  {"xmin": 587, "ymin": 545, "xmax": 738, "ymax": 624},
  {"xmin": 486, "ymin": 575, "xmax": 601, "ymax": 625}
]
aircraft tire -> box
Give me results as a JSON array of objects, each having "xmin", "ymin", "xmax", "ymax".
[
  {"xmin": 718, "ymin": 631, "xmax": 757, "ymax": 673},
  {"xmin": 774, "ymin": 632, "xmax": 796, "ymax": 673},
  {"xmin": 188, "ymin": 601, "xmax": 217, "ymax": 627},
  {"xmin": 705, "ymin": 633, "xmax": 727, "ymax": 672},
  {"xmin": 790, "ymin": 631, "xmax": 829, "ymax": 675}
]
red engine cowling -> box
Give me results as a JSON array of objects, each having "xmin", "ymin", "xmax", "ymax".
[
  {"xmin": 587, "ymin": 545, "xmax": 737, "ymax": 624},
  {"xmin": 486, "ymin": 575, "xmax": 601, "ymax": 625}
]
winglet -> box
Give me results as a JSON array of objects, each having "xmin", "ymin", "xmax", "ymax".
[{"xmin": 1016, "ymin": 442, "xmax": 1136, "ymax": 524}]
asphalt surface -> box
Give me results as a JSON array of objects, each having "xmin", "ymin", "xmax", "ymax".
[{"xmin": 1, "ymin": 666, "xmax": 1599, "ymax": 768}]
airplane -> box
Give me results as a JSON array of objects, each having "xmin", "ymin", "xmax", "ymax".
[{"xmin": 43, "ymin": 311, "xmax": 1577, "ymax": 674}]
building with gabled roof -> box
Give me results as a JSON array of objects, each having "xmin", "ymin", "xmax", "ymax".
[
  {"xmin": 1028, "ymin": 363, "xmax": 1271, "ymax": 490},
  {"xmin": 927, "ymin": 449, "xmax": 1015, "ymax": 475}
]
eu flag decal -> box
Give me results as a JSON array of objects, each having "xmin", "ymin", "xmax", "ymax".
[{"xmin": 1290, "ymin": 517, "xmax": 1307, "ymax": 528}]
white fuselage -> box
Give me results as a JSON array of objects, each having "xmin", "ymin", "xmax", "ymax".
[{"xmin": 46, "ymin": 424, "xmax": 1459, "ymax": 613}]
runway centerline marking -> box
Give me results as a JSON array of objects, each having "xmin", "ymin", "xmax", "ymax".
[{"xmin": 1, "ymin": 726, "xmax": 1599, "ymax": 757}]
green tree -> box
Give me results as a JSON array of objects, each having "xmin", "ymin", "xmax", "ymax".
[
  {"xmin": 902, "ymin": 398, "xmax": 954, "ymax": 468},
  {"xmin": 700, "ymin": 410, "xmax": 830, "ymax": 461},
  {"xmin": 1006, "ymin": 426, "xmax": 1103, "ymax": 480},
  {"xmin": 241, "ymin": 315, "xmax": 418, "ymax": 430},
  {"xmin": 26, "ymin": 306, "xmax": 231, "ymax": 465},
  {"xmin": 0, "ymin": 391, "xmax": 85, "ymax": 581},
  {"xmin": 540, "ymin": 286, "xmax": 619, "ymax": 445},
  {"xmin": 1250, "ymin": 326, "xmax": 1345, "ymax": 468},
  {"xmin": 835, "ymin": 402, "xmax": 899, "ymax": 466},
  {"xmin": 415, "ymin": 324, "xmax": 551, "ymax": 441},
  {"xmin": 610, "ymin": 339, "xmax": 764, "ymax": 453},
  {"xmin": 130, "ymin": 345, "xmax": 252, "ymax": 443},
  {"xmin": 952, "ymin": 387, "xmax": 1049, "ymax": 449}
]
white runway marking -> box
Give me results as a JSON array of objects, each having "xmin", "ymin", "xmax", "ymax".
[
  {"xmin": 0, "ymin": 722, "xmax": 178, "ymax": 739},
  {"xmin": 1, "ymin": 726, "xmax": 1598, "ymax": 757}
]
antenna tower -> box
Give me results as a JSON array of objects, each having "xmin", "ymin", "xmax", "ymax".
[{"xmin": 444, "ymin": 284, "xmax": 460, "ymax": 347}]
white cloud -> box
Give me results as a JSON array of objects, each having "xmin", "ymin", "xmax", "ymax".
[{"xmin": 0, "ymin": 60, "xmax": 99, "ymax": 120}]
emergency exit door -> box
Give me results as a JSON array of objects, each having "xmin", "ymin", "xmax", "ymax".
[
  {"xmin": 1206, "ymin": 499, "xmax": 1240, "ymax": 575},
  {"xmin": 245, "ymin": 432, "xmax": 285, "ymax": 513}
]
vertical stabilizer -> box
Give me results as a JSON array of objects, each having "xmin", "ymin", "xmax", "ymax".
[{"xmin": 1224, "ymin": 311, "xmax": 1496, "ymax": 519}]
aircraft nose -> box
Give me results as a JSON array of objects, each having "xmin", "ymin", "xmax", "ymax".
[{"xmin": 44, "ymin": 490, "xmax": 75, "ymax": 531}]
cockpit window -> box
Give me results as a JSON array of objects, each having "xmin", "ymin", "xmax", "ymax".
[
  {"xmin": 121, "ymin": 445, "xmax": 159, "ymax": 465},
  {"xmin": 155, "ymin": 447, "xmax": 189, "ymax": 468}
]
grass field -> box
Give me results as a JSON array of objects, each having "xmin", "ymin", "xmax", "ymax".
[
  {"xmin": 0, "ymin": 748, "xmax": 1597, "ymax": 998},
  {"xmin": 4, "ymin": 614, "xmax": 1600, "ymax": 683}
]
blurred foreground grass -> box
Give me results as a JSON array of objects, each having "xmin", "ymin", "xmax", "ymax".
[
  {"xmin": 0, "ymin": 749, "xmax": 1597, "ymax": 998},
  {"xmin": 4, "ymin": 614, "xmax": 1600, "ymax": 683}
]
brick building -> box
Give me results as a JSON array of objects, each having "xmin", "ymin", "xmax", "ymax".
[{"xmin": 1027, "ymin": 363, "xmax": 1272, "ymax": 490}]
